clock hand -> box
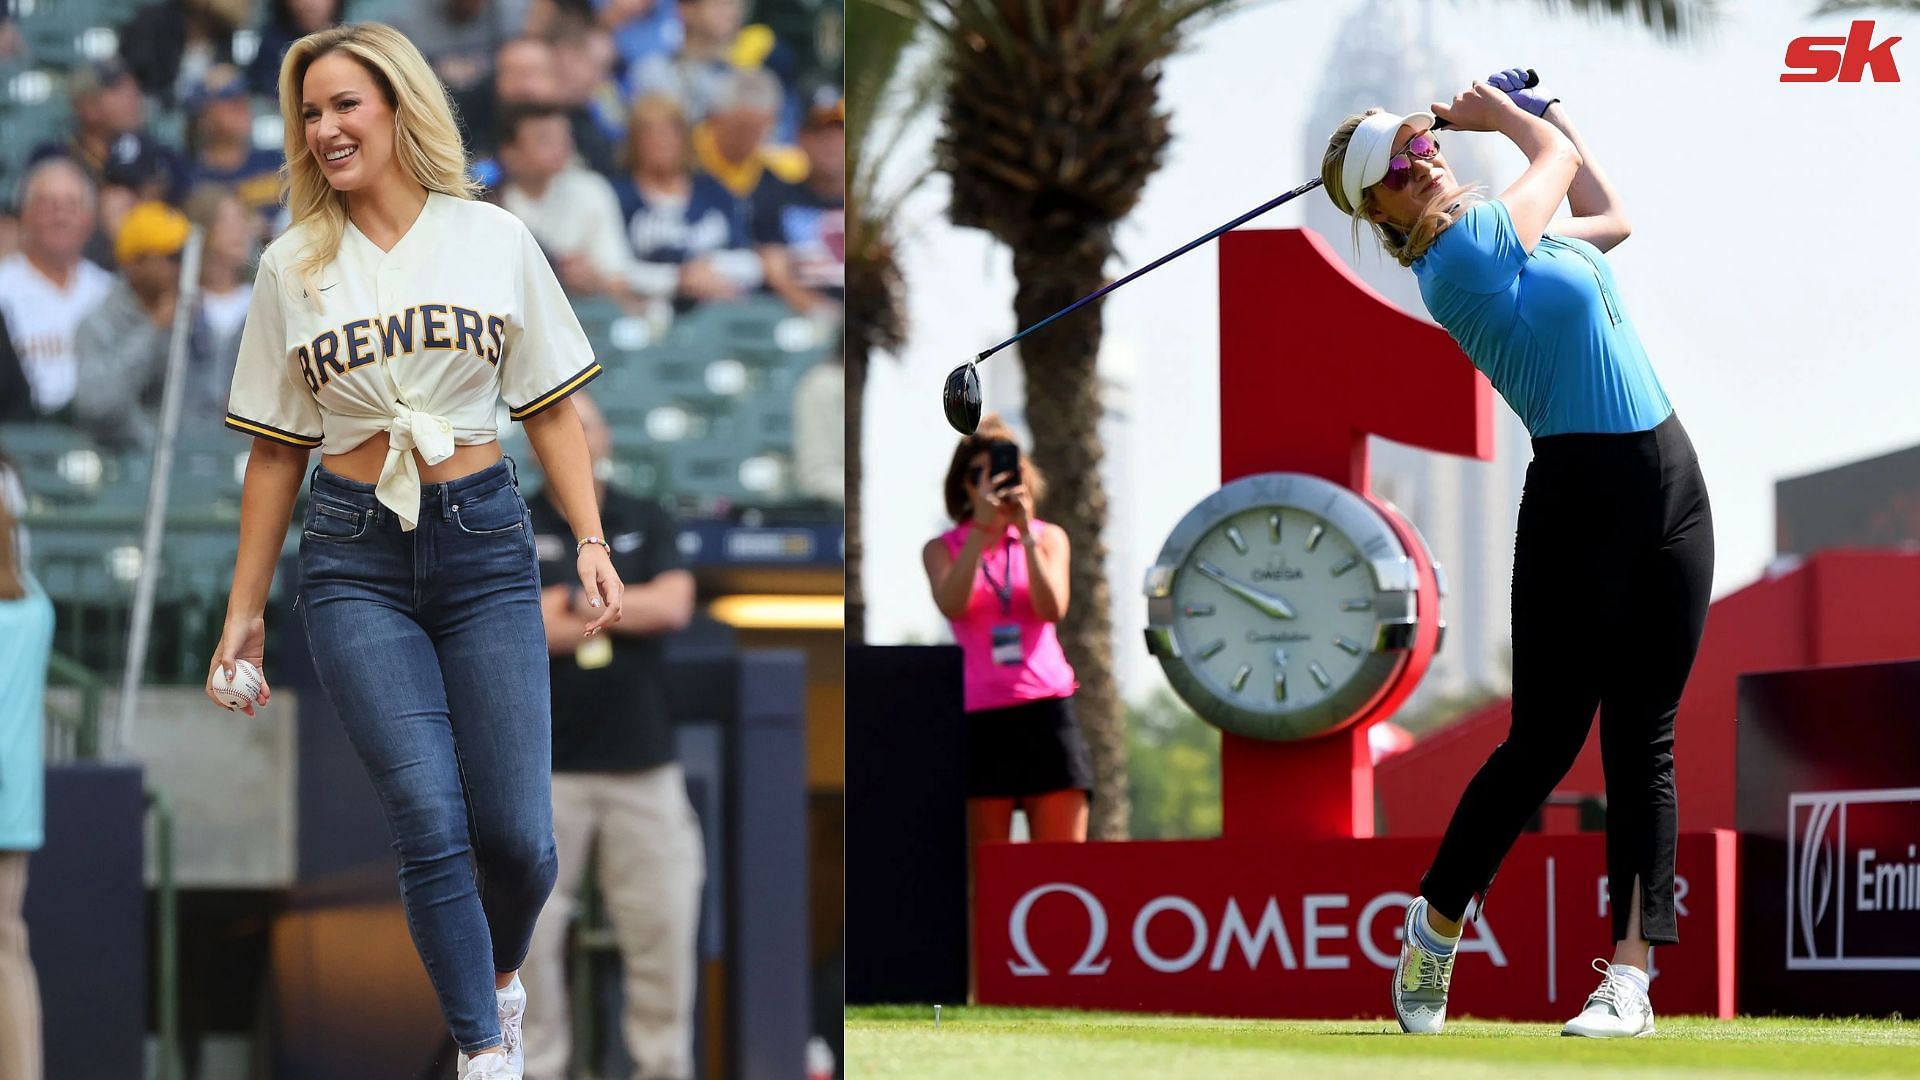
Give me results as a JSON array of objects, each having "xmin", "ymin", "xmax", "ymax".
[{"xmin": 1194, "ymin": 560, "xmax": 1297, "ymax": 619}]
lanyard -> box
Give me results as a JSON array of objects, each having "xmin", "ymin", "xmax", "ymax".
[{"xmin": 978, "ymin": 535, "xmax": 1015, "ymax": 617}]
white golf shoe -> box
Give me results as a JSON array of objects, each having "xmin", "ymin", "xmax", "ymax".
[
  {"xmin": 1562, "ymin": 959, "xmax": 1655, "ymax": 1038},
  {"xmin": 1392, "ymin": 898, "xmax": 1457, "ymax": 1034}
]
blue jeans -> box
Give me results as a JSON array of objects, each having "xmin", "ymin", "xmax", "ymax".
[{"xmin": 296, "ymin": 458, "xmax": 558, "ymax": 1055}]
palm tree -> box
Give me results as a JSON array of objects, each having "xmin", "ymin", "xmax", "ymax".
[
  {"xmin": 919, "ymin": 0, "xmax": 1711, "ymax": 841},
  {"xmin": 846, "ymin": 0, "xmax": 942, "ymax": 643},
  {"xmin": 924, "ymin": 0, "xmax": 1238, "ymax": 839}
]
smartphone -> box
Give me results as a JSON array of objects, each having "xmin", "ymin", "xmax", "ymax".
[{"xmin": 988, "ymin": 440, "xmax": 1021, "ymax": 493}]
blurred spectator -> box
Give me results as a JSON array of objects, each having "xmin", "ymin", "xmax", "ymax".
[
  {"xmin": 400, "ymin": 0, "xmax": 532, "ymax": 154},
  {"xmin": 465, "ymin": 34, "xmax": 561, "ymax": 166},
  {"xmin": 530, "ymin": 0, "xmax": 681, "ymax": 71},
  {"xmin": 522, "ymin": 392, "xmax": 703, "ymax": 1080},
  {"xmin": 924, "ymin": 418, "xmax": 1093, "ymax": 849},
  {"xmin": 30, "ymin": 55, "xmax": 188, "ymax": 265},
  {"xmin": 548, "ymin": 14, "xmax": 625, "ymax": 177},
  {"xmin": 497, "ymin": 103, "xmax": 635, "ymax": 301},
  {"xmin": 0, "ymin": 459, "xmax": 53, "ymax": 1080},
  {"xmin": 87, "ymin": 132, "xmax": 193, "ymax": 267},
  {"xmin": 72, "ymin": 202, "xmax": 224, "ymax": 450},
  {"xmin": 791, "ymin": 346, "xmax": 842, "ymax": 504},
  {"xmin": 183, "ymin": 185, "xmax": 256, "ymax": 371},
  {"xmin": 0, "ymin": 313, "xmax": 29, "ymax": 423},
  {"xmin": 247, "ymin": 0, "xmax": 343, "ymax": 97},
  {"xmin": 185, "ymin": 64, "xmax": 283, "ymax": 235},
  {"xmin": 120, "ymin": 0, "xmax": 247, "ymax": 107},
  {"xmin": 28, "ymin": 58, "xmax": 148, "ymax": 188},
  {"xmin": 496, "ymin": 34, "xmax": 563, "ymax": 102},
  {"xmin": 694, "ymin": 67, "xmax": 804, "ymax": 202},
  {"xmin": 0, "ymin": 159, "xmax": 114, "ymax": 419},
  {"xmin": 0, "ymin": 206, "xmax": 17, "ymax": 262},
  {"xmin": 630, "ymin": 0, "xmax": 795, "ymax": 135},
  {"xmin": 616, "ymin": 94, "xmax": 757, "ymax": 305},
  {"xmin": 395, "ymin": 0, "xmax": 532, "ymax": 95},
  {"xmin": 753, "ymin": 92, "xmax": 843, "ymax": 314},
  {"xmin": 0, "ymin": 13, "xmax": 21, "ymax": 63},
  {"xmin": 101, "ymin": 131, "xmax": 191, "ymax": 208}
]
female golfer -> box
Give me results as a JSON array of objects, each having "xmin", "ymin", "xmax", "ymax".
[
  {"xmin": 1322, "ymin": 70, "xmax": 1713, "ymax": 1038},
  {"xmin": 924, "ymin": 416, "xmax": 1092, "ymax": 846},
  {"xmin": 206, "ymin": 24, "xmax": 621, "ymax": 1077}
]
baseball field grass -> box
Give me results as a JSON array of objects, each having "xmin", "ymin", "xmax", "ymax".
[{"xmin": 845, "ymin": 1005, "xmax": 1920, "ymax": 1078}]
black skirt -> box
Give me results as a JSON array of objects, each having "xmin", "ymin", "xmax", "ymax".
[{"xmin": 964, "ymin": 695, "xmax": 1096, "ymax": 798}]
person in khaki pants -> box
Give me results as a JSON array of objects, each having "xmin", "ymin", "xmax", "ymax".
[
  {"xmin": 522, "ymin": 395, "xmax": 705, "ymax": 1080},
  {"xmin": 0, "ymin": 468, "xmax": 54, "ymax": 1080}
]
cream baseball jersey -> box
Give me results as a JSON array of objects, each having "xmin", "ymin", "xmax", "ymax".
[{"xmin": 225, "ymin": 192, "xmax": 601, "ymax": 531}]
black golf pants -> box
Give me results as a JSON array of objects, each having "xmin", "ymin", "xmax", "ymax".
[{"xmin": 1420, "ymin": 411, "xmax": 1713, "ymax": 946}]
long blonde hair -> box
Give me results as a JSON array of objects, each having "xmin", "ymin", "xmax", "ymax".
[
  {"xmin": 1322, "ymin": 108, "xmax": 1480, "ymax": 268},
  {"xmin": 277, "ymin": 22, "xmax": 482, "ymax": 296}
]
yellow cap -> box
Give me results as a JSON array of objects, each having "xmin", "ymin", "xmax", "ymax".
[{"xmin": 115, "ymin": 201, "xmax": 191, "ymax": 264}]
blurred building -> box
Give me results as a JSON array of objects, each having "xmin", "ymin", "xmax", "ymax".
[
  {"xmin": 1776, "ymin": 442, "xmax": 1920, "ymax": 558},
  {"xmin": 1301, "ymin": 0, "xmax": 1529, "ymax": 713}
]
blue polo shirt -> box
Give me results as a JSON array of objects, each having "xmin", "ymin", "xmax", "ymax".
[{"xmin": 1413, "ymin": 199, "xmax": 1672, "ymax": 437}]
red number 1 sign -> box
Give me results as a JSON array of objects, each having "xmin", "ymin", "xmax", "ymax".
[{"xmin": 1215, "ymin": 228, "xmax": 1493, "ymax": 840}]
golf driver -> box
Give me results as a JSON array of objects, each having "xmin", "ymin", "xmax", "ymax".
[{"xmin": 941, "ymin": 71, "xmax": 1538, "ymax": 435}]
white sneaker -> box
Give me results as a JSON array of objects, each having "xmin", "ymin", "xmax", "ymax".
[
  {"xmin": 457, "ymin": 977, "xmax": 528, "ymax": 1078},
  {"xmin": 497, "ymin": 976, "xmax": 527, "ymax": 1073},
  {"xmin": 1392, "ymin": 898, "xmax": 1456, "ymax": 1034},
  {"xmin": 463, "ymin": 1051, "xmax": 517, "ymax": 1078},
  {"xmin": 1562, "ymin": 959, "xmax": 1655, "ymax": 1038}
]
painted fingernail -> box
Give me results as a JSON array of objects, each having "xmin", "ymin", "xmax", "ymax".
[{"xmin": 590, "ymin": 598, "xmax": 602, "ymax": 607}]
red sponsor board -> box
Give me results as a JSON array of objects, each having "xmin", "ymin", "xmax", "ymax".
[{"xmin": 976, "ymin": 831, "xmax": 1736, "ymax": 1021}]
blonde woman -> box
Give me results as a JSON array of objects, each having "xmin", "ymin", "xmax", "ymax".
[
  {"xmin": 205, "ymin": 23, "xmax": 622, "ymax": 1078},
  {"xmin": 1322, "ymin": 73, "xmax": 1713, "ymax": 1040}
]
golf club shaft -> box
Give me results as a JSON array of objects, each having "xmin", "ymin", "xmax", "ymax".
[
  {"xmin": 969, "ymin": 70, "xmax": 1534, "ymax": 366},
  {"xmin": 972, "ymin": 176, "xmax": 1325, "ymax": 365}
]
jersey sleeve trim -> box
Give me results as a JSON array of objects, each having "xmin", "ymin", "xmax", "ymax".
[
  {"xmin": 224, "ymin": 413, "xmax": 324, "ymax": 448},
  {"xmin": 509, "ymin": 361, "xmax": 603, "ymax": 421}
]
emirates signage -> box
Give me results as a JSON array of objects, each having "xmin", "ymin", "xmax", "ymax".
[
  {"xmin": 976, "ymin": 833, "xmax": 1736, "ymax": 1021},
  {"xmin": 1737, "ymin": 659, "xmax": 1920, "ymax": 1017}
]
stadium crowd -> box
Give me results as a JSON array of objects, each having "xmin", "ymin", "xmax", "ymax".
[{"xmin": 0, "ymin": 0, "xmax": 845, "ymax": 501}]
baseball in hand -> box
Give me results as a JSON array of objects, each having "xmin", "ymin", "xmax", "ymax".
[{"xmin": 210, "ymin": 659, "xmax": 265, "ymax": 711}]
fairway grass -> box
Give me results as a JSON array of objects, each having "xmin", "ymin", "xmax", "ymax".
[{"xmin": 846, "ymin": 1006, "xmax": 1920, "ymax": 1079}]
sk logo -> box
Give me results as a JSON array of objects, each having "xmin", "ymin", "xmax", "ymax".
[{"xmin": 1782, "ymin": 20, "xmax": 1902, "ymax": 82}]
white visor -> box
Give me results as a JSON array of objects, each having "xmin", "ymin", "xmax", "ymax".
[{"xmin": 1339, "ymin": 110, "xmax": 1436, "ymax": 214}]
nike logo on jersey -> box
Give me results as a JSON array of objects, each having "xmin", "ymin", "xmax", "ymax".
[{"xmin": 296, "ymin": 303, "xmax": 507, "ymax": 393}]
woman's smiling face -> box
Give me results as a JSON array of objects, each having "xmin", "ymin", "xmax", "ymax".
[{"xmin": 301, "ymin": 51, "xmax": 397, "ymax": 193}]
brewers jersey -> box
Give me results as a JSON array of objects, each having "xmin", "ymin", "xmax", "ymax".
[{"xmin": 225, "ymin": 191, "xmax": 601, "ymax": 531}]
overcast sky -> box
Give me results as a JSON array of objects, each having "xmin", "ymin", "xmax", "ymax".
[{"xmin": 860, "ymin": 0, "xmax": 1920, "ymax": 700}]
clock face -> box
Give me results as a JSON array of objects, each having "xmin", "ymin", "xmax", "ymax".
[
  {"xmin": 1171, "ymin": 507, "xmax": 1380, "ymax": 710},
  {"xmin": 1145, "ymin": 474, "xmax": 1428, "ymax": 741}
]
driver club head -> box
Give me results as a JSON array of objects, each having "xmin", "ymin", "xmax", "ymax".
[{"xmin": 942, "ymin": 361, "xmax": 983, "ymax": 435}]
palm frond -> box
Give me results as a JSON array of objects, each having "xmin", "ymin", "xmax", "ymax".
[
  {"xmin": 845, "ymin": 0, "xmax": 952, "ymax": 357},
  {"xmin": 846, "ymin": 0, "xmax": 927, "ymax": 158},
  {"xmin": 1531, "ymin": 0, "xmax": 1716, "ymax": 38},
  {"xmin": 933, "ymin": 0, "xmax": 1241, "ymax": 249}
]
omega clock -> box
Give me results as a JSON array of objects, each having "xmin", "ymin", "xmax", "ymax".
[{"xmin": 1144, "ymin": 473, "xmax": 1443, "ymax": 741}]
